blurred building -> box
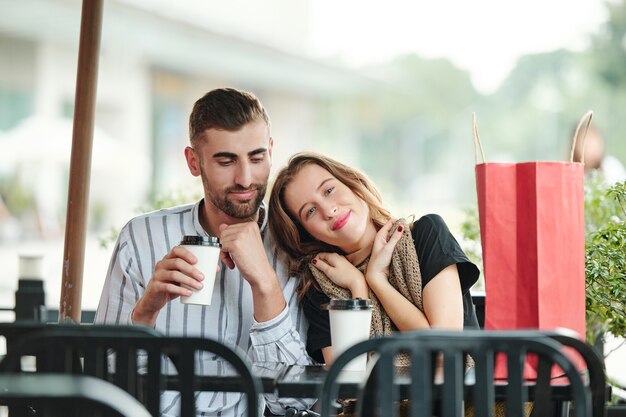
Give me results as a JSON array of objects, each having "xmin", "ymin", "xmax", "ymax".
[
  {"xmin": 0, "ymin": 0, "xmax": 382, "ymax": 238},
  {"xmin": 0, "ymin": 0, "xmax": 385, "ymax": 310}
]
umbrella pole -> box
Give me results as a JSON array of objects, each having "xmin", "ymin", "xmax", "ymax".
[{"xmin": 59, "ymin": 0, "xmax": 103, "ymax": 323}]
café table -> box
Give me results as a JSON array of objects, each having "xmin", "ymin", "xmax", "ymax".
[
  {"xmin": 161, "ymin": 362, "xmax": 289, "ymax": 394},
  {"xmin": 277, "ymin": 364, "xmax": 590, "ymax": 417},
  {"xmin": 162, "ymin": 362, "xmax": 582, "ymax": 416}
]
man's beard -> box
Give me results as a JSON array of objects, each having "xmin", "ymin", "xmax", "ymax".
[{"xmin": 205, "ymin": 183, "xmax": 267, "ymax": 219}]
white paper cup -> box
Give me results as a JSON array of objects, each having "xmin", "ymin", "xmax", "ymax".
[
  {"xmin": 179, "ymin": 236, "xmax": 221, "ymax": 306},
  {"xmin": 18, "ymin": 254, "xmax": 44, "ymax": 279},
  {"xmin": 327, "ymin": 298, "xmax": 373, "ymax": 371}
]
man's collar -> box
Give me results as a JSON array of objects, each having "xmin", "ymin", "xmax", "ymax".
[
  {"xmin": 194, "ymin": 199, "xmax": 267, "ymax": 236},
  {"xmin": 257, "ymin": 202, "xmax": 267, "ymax": 231}
]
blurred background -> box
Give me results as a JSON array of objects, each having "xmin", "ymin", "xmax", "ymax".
[{"xmin": 0, "ymin": 0, "xmax": 625, "ymax": 314}]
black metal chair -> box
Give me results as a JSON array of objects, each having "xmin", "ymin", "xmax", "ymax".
[
  {"xmin": 0, "ymin": 322, "xmax": 162, "ymax": 358},
  {"xmin": 0, "ymin": 373, "xmax": 152, "ymax": 417},
  {"xmin": 547, "ymin": 330, "xmax": 607, "ymax": 417},
  {"xmin": 468, "ymin": 299, "xmax": 607, "ymax": 417},
  {"xmin": 320, "ymin": 329, "xmax": 595, "ymax": 417},
  {"xmin": 0, "ymin": 325, "xmax": 264, "ymax": 417}
]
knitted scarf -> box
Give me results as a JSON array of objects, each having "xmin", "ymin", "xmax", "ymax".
[{"xmin": 308, "ymin": 219, "xmax": 424, "ymax": 339}]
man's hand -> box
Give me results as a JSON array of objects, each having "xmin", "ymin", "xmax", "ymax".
[
  {"xmin": 218, "ymin": 222, "xmax": 275, "ymax": 287},
  {"xmin": 218, "ymin": 221, "xmax": 285, "ymax": 322},
  {"xmin": 132, "ymin": 246, "xmax": 205, "ymax": 326}
]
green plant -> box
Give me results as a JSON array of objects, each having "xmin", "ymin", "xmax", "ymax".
[
  {"xmin": 584, "ymin": 178, "xmax": 626, "ymax": 343},
  {"xmin": 98, "ymin": 187, "xmax": 201, "ymax": 249},
  {"xmin": 0, "ymin": 174, "xmax": 34, "ymax": 217},
  {"xmin": 459, "ymin": 205, "xmax": 484, "ymax": 290},
  {"xmin": 460, "ymin": 173, "xmax": 626, "ymax": 344},
  {"xmin": 459, "ymin": 205, "xmax": 482, "ymax": 265},
  {"xmin": 140, "ymin": 187, "xmax": 202, "ymax": 215},
  {"xmin": 584, "ymin": 172, "xmax": 625, "ymax": 233}
]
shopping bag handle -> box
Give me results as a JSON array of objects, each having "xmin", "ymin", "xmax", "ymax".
[
  {"xmin": 570, "ymin": 110, "xmax": 593, "ymax": 164},
  {"xmin": 472, "ymin": 112, "xmax": 486, "ymax": 164},
  {"xmin": 473, "ymin": 111, "xmax": 593, "ymax": 165}
]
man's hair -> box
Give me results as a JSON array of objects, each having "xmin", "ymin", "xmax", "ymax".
[{"xmin": 189, "ymin": 88, "xmax": 270, "ymax": 146}]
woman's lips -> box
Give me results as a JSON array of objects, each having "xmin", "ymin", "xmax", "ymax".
[{"xmin": 332, "ymin": 211, "xmax": 351, "ymax": 231}]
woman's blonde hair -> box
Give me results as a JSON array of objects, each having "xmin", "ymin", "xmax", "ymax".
[{"xmin": 268, "ymin": 152, "xmax": 391, "ymax": 298}]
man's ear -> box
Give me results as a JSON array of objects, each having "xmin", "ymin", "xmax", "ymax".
[
  {"xmin": 268, "ymin": 136, "xmax": 274, "ymax": 163},
  {"xmin": 185, "ymin": 146, "xmax": 201, "ymax": 177}
]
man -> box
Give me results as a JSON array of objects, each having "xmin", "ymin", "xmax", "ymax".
[
  {"xmin": 572, "ymin": 123, "xmax": 626, "ymax": 184},
  {"xmin": 95, "ymin": 88, "xmax": 311, "ymax": 416}
]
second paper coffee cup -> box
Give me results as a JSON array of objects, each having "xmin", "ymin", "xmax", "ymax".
[
  {"xmin": 327, "ymin": 298, "xmax": 373, "ymax": 371},
  {"xmin": 179, "ymin": 235, "xmax": 221, "ymax": 306}
]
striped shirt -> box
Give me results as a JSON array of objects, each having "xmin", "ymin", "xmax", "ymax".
[{"xmin": 94, "ymin": 200, "xmax": 312, "ymax": 416}]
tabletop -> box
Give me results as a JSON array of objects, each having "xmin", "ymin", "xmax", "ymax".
[
  {"xmin": 273, "ymin": 364, "xmax": 582, "ymax": 401},
  {"xmin": 161, "ymin": 362, "xmax": 289, "ymax": 394},
  {"xmin": 159, "ymin": 362, "xmax": 584, "ymax": 403}
]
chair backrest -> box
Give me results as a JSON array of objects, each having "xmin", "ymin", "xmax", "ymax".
[
  {"xmin": 320, "ymin": 329, "xmax": 594, "ymax": 417},
  {"xmin": 547, "ymin": 329, "xmax": 607, "ymax": 417},
  {"xmin": 0, "ymin": 325, "xmax": 263, "ymax": 417},
  {"xmin": 0, "ymin": 373, "xmax": 152, "ymax": 417},
  {"xmin": 0, "ymin": 322, "xmax": 162, "ymax": 356}
]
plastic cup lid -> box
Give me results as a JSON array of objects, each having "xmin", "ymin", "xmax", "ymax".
[
  {"xmin": 326, "ymin": 298, "xmax": 372, "ymax": 310},
  {"xmin": 180, "ymin": 235, "xmax": 220, "ymax": 246}
]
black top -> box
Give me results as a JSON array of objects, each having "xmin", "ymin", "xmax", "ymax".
[{"xmin": 301, "ymin": 214, "xmax": 481, "ymax": 364}]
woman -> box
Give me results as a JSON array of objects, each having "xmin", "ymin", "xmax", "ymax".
[{"xmin": 268, "ymin": 152, "xmax": 479, "ymax": 365}]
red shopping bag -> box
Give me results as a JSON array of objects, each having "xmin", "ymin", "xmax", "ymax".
[{"xmin": 473, "ymin": 112, "xmax": 590, "ymax": 378}]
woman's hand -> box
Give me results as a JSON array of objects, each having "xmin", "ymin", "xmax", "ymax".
[
  {"xmin": 363, "ymin": 219, "xmax": 432, "ymax": 332},
  {"xmin": 365, "ymin": 219, "xmax": 404, "ymax": 288},
  {"xmin": 311, "ymin": 252, "xmax": 369, "ymax": 298}
]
